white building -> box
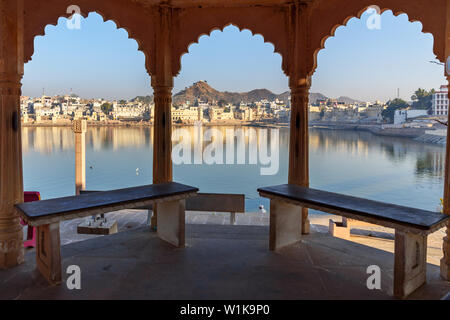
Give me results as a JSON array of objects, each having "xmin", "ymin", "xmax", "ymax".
[
  {"xmin": 113, "ymin": 105, "xmax": 145, "ymax": 119},
  {"xmin": 394, "ymin": 109, "xmax": 428, "ymax": 125},
  {"xmin": 432, "ymin": 85, "xmax": 448, "ymax": 116},
  {"xmin": 208, "ymin": 107, "xmax": 234, "ymax": 122},
  {"xmin": 172, "ymin": 106, "xmax": 202, "ymax": 123}
]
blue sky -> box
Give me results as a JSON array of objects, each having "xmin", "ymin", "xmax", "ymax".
[{"xmin": 22, "ymin": 10, "xmax": 445, "ymax": 102}]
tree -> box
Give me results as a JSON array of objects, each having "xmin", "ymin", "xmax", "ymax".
[
  {"xmin": 101, "ymin": 102, "xmax": 113, "ymax": 115},
  {"xmin": 218, "ymin": 99, "xmax": 227, "ymax": 107},
  {"xmin": 382, "ymin": 98, "xmax": 409, "ymax": 123},
  {"xmin": 411, "ymin": 88, "xmax": 435, "ymax": 111},
  {"xmin": 319, "ymin": 108, "xmax": 325, "ymax": 119}
]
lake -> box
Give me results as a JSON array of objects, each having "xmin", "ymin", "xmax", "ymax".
[{"xmin": 22, "ymin": 126, "xmax": 445, "ymax": 213}]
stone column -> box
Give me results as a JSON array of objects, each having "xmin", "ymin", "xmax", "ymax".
[
  {"xmin": 0, "ymin": 0, "xmax": 24, "ymax": 268},
  {"xmin": 441, "ymin": 75, "xmax": 450, "ymax": 280},
  {"xmin": 150, "ymin": 82, "xmax": 173, "ymax": 228},
  {"xmin": 149, "ymin": 5, "xmax": 174, "ymax": 230},
  {"xmin": 288, "ymin": 78, "xmax": 310, "ymax": 234},
  {"xmin": 72, "ymin": 119, "xmax": 87, "ymax": 195}
]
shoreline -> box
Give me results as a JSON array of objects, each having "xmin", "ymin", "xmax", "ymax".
[
  {"xmin": 309, "ymin": 121, "xmax": 447, "ymax": 145},
  {"xmin": 310, "ymin": 121, "xmax": 425, "ymax": 138},
  {"xmin": 21, "ymin": 120, "xmax": 446, "ymax": 144}
]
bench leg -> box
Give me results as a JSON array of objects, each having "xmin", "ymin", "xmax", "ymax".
[
  {"xmin": 157, "ymin": 199, "xmax": 185, "ymax": 247},
  {"xmin": 302, "ymin": 208, "xmax": 310, "ymax": 235},
  {"xmin": 230, "ymin": 212, "xmax": 236, "ymax": 225},
  {"xmin": 150, "ymin": 207, "xmax": 158, "ymax": 231},
  {"xmin": 36, "ymin": 223, "xmax": 61, "ymax": 285},
  {"xmin": 269, "ymin": 199, "xmax": 302, "ymax": 251},
  {"xmin": 328, "ymin": 219, "xmax": 350, "ymax": 239},
  {"xmin": 394, "ymin": 230, "xmax": 427, "ymax": 298}
]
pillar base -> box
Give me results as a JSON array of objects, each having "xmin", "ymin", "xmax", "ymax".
[
  {"xmin": 440, "ymin": 258, "xmax": 450, "ymax": 280},
  {"xmin": 0, "ymin": 230, "xmax": 24, "ymax": 269},
  {"xmin": 150, "ymin": 209, "xmax": 157, "ymax": 231},
  {"xmin": 0, "ymin": 250, "xmax": 24, "ymax": 269},
  {"xmin": 302, "ymin": 218, "xmax": 310, "ymax": 235}
]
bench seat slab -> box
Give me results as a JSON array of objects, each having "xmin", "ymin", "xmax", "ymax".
[
  {"xmin": 36, "ymin": 223, "xmax": 61, "ymax": 285},
  {"xmin": 269, "ymin": 199, "xmax": 302, "ymax": 251},
  {"xmin": 157, "ymin": 199, "xmax": 186, "ymax": 247},
  {"xmin": 258, "ymin": 184, "xmax": 450, "ymax": 234},
  {"xmin": 16, "ymin": 182, "xmax": 198, "ymax": 227},
  {"xmin": 394, "ymin": 230, "xmax": 427, "ymax": 298}
]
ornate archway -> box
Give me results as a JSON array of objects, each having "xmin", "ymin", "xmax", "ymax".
[{"xmin": 1, "ymin": 0, "xmax": 449, "ymax": 283}]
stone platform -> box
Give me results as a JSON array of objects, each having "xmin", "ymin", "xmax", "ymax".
[{"xmin": 2, "ymin": 224, "xmax": 449, "ymax": 299}]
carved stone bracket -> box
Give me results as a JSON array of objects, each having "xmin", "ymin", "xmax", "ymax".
[{"xmin": 72, "ymin": 119, "xmax": 87, "ymax": 134}]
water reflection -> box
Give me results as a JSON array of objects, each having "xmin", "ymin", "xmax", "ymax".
[
  {"xmin": 415, "ymin": 150, "xmax": 445, "ymax": 179},
  {"xmin": 22, "ymin": 126, "xmax": 445, "ymax": 211}
]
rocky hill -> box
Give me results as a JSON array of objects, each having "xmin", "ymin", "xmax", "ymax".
[
  {"xmin": 140, "ymin": 81, "xmax": 360, "ymax": 106},
  {"xmin": 336, "ymin": 96, "xmax": 363, "ymax": 104},
  {"xmin": 172, "ymin": 81, "xmax": 328, "ymax": 106}
]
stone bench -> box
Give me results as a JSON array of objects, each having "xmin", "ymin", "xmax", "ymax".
[
  {"xmin": 81, "ymin": 191, "xmax": 246, "ymax": 226},
  {"xmin": 257, "ymin": 184, "xmax": 450, "ymax": 298},
  {"xmin": 184, "ymin": 193, "xmax": 245, "ymax": 225},
  {"xmin": 15, "ymin": 182, "xmax": 198, "ymax": 285}
]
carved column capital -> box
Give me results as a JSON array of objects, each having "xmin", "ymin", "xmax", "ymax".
[
  {"xmin": 153, "ymin": 85, "xmax": 173, "ymax": 104},
  {"xmin": 290, "ymin": 83, "xmax": 310, "ymax": 105},
  {"xmin": 0, "ymin": 79, "xmax": 22, "ymax": 97},
  {"xmin": 72, "ymin": 119, "xmax": 87, "ymax": 134}
]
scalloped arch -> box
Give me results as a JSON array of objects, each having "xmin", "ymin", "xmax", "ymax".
[
  {"xmin": 310, "ymin": 6, "xmax": 442, "ymax": 78},
  {"xmin": 23, "ymin": 1, "xmax": 153, "ymax": 74},
  {"xmin": 175, "ymin": 23, "xmax": 286, "ymax": 77}
]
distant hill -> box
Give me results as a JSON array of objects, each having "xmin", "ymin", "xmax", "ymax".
[
  {"xmin": 309, "ymin": 92, "xmax": 328, "ymax": 104},
  {"xmin": 173, "ymin": 81, "xmax": 289, "ymax": 106},
  {"xmin": 131, "ymin": 81, "xmax": 362, "ymax": 106},
  {"xmin": 336, "ymin": 96, "xmax": 363, "ymax": 104},
  {"xmin": 132, "ymin": 95, "xmax": 153, "ymax": 104}
]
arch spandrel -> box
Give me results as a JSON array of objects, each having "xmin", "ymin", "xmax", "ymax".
[
  {"xmin": 23, "ymin": 0, "xmax": 155, "ymax": 75},
  {"xmin": 21, "ymin": 0, "xmax": 448, "ymax": 80},
  {"xmin": 171, "ymin": 6, "xmax": 291, "ymax": 77},
  {"xmin": 306, "ymin": 0, "xmax": 447, "ymax": 78}
]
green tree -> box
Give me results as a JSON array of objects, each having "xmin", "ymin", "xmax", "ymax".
[
  {"xmin": 101, "ymin": 102, "xmax": 113, "ymax": 115},
  {"xmin": 382, "ymin": 98, "xmax": 409, "ymax": 123},
  {"xmin": 218, "ymin": 99, "xmax": 227, "ymax": 107},
  {"xmin": 411, "ymin": 88, "xmax": 435, "ymax": 111},
  {"xmin": 319, "ymin": 108, "xmax": 325, "ymax": 119}
]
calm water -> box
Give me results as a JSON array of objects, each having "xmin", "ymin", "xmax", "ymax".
[{"xmin": 22, "ymin": 126, "xmax": 445, "ymax": 212}]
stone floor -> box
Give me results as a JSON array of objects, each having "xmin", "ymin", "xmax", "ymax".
[
  {"xmin": 3, "ymin": 223, "xmax": 449, "ymax": 300},
  {"xmin": 52, "ymin": 210, "xmax": 447, "ymax": 268},
  {"xmin": 55, "ymin": 210, "xmax": 271, "ymax": 245}
]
